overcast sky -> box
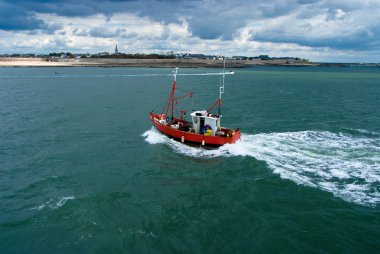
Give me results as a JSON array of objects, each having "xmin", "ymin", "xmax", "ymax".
[{"xmin": 0, "ymin": 0, "xmax": 379, "ymax": 62}]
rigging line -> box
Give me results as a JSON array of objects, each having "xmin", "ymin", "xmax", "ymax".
[
  {"xmin": 189, "ymin": 94, "xmax": 194, "ymax": 112},
  {"xmin": 176, "ymin": 72, "xmax": 234, "ymax": 76},
  {"xmin": 176, "ymin": 88, "xmax": 192, "ymax": 94},
  {"xmin": 0, "ymin": 74, "xmax": 174, "ymax": 78},
  {"xmin": 0, "ymin": 72, "xmax": 234, "ymax": 79}
]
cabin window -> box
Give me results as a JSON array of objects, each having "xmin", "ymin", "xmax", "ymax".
[{"xmin": 200, "ymin": 117, "xmax": 205, "ymax": 128}]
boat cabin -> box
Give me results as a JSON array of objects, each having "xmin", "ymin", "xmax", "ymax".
[{"xmin": 190, "ymin": 110, "xmax": 221, "ymax": 136}]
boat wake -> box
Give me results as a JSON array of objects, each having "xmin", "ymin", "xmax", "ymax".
[{"xmin": 143, "ymin": 128, "xmax": 380, "ymax": 206}]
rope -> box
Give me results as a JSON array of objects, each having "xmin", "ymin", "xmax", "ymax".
[{"xmin": 0, "ymin": 72, "xmax": 234, "ymax": 79}]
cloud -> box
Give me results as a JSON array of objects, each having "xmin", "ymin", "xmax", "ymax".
[
  {"xmin": 88, "ymin": 27, "xmax": 126, "ymax": 38},
  {"xmin": 0, "ymin": 0, "xmax": 380, "ymax": 62},
  {"xmin": 249, "ymin": 3, "xmax": 380, "ymax": 51},
  {"xmin": 0, "ymin": 0, "xmax": 45, "ymax": 30},
  {"xmin": 0, "ymin": 14, "xmax": 45, "ymax": 30}
]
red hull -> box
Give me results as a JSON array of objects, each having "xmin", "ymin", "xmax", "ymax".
[{"xmin": 150, "ymin": 113, "xmax": 240, "ymax": 146}]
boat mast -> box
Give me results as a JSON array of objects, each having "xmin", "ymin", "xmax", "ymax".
[
  {"xmin": 162, "ymin": 67, "xmax": 178, "ymax": 121},
  {"xmin": 218, "ymin": 58, "xmax": 226, "ymax": 115},
  {"xmin": 208, "ymin": 58, "xmax": 226, "ymax": 115},
  {"xmin": 171, "ymin": 67, "xmax": 179, "ymax": 120}
]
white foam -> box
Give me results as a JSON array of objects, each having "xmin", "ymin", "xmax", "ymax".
[
  {"xmin": 54, "ymin": 196, "xmax": 75, "ymax": 209},
  {"xmin": 142, "ymin": 128, "xmax": 167, "ymax": 144},
  {"xmin": 30, "ymin": 196, "xmax": 75, "ymax": 211},
  {"xmin": 143, "ymin": 128, "xmax": 380, "ymax": 206},
  {"xmin": 129, "ymin": 229, "xmax": 157, "ymax": 238},
  {"xmin": 344, "ymin": 128, "xmax": 380, "ymax": 136}
]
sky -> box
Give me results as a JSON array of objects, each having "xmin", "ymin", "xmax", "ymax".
[{"xmin": 0, "ymin": 0, "xmax": 379, "ymax": 62}]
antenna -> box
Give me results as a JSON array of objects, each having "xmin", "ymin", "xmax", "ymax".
[
  {"xmin": 173, "ymin": 67, "xmax": 179, "ymax": 81},
  {"xmin": 220, "ymin": 58, "xmax": 226, "ymax": 99}
]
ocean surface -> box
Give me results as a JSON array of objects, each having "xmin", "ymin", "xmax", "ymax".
[{"xmin": 1, "ymin": 66, "xmax": 379, "ymax": 253}]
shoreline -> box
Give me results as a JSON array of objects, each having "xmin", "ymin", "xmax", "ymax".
[
  {"xmin": 2, "ymin": 57, "xmax": 377, "ymax": 67},
  {"xmin": 0, "ymin": 57, "xmax": 317, "ymax": 68}
]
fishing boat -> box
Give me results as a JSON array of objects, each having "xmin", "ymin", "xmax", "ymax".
[{"xmin": 150, "ymin": 67, "xmax": 240, "ymax": 147}]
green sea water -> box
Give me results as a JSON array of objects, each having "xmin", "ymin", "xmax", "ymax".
[{"xmin": 1, "ymin": 66, "xmax": 379, "ymax": 253}]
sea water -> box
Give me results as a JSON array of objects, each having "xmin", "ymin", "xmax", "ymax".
[{"xmin": 1, "ymin": 66, "xmax": 379, "ymax": 253}]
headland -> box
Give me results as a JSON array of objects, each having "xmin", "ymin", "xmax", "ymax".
[{"xmin": 0, "ymin": 57, "xmax": 316, "ymax": 68}]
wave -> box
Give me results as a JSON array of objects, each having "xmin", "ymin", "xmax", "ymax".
[
  {"xmin": 341, "ymin": 128, "xmax": 380, "ymax": 137},
  {"xmin": 143, "ymin": 128, "xmax": 380, "ymax": 206},
  {"xmin": 30, "ymin": 196, "xmax": 75, "ymax": 211}
]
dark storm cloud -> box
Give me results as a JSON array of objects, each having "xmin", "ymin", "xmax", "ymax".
[
  {"xmin": 253, "ymin": 31, "xmax": 377, "ymax": 51},
  {"xmin": 0, "ymin": 0, "xmax": 113, "ymax": 31},
  {"xmin": 1, "ymin": 0, "xmax": 380, "ymax": 52},
  {"xmin": 250, "ymin": 3, "xmax": 380, "ymax": 51},
  {"xmin": 0, "ymin": 14, "xmax": 45, "ymax": 30},
  {"xmin": 0, "ymin": 0, "xmax": 45, "ymax": 30},
  {"xmin": 0, "ymin": 0, "xmax": 324, "ymax": 40},
  {"xmin": 0, "ymin": 0, "xmax": 293, "ymax": 35}
]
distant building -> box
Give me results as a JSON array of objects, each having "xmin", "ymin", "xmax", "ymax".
[
  {"xmin": 232, "ymin": 56, "xmax": 248, "ymax": 60},
  {"xmin": 174, "ymin": 53, "xmax": 225, "ymax": 60},
  {"xmin": 115, "ymin": 44, "xmax": 119, "ymax": 54},
  {"xmin": 98, "ymin": 52, "xmax": 110, "ymax": 57},
  {"xmin": 258, "ymin": 55, "xmax": 269, "ymax": 60}
]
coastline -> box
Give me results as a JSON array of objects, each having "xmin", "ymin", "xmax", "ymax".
[{"xmin": 0, "ymin": 57, "xmax": 317, "ymax": 68}]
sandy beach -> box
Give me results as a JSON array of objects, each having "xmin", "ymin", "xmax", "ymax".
[{"xmin": 0, "ymin": 57, "xmax": 100, "ymax": 67}]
